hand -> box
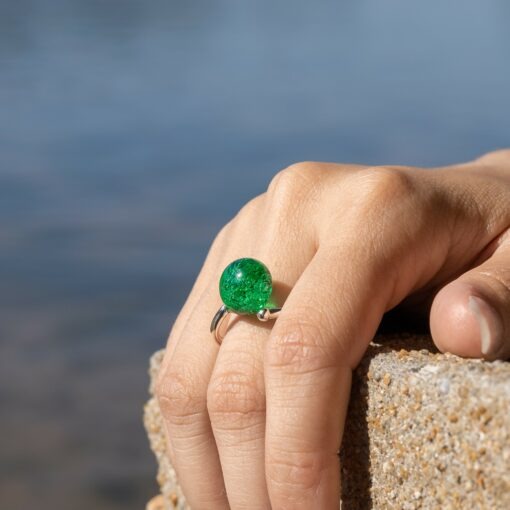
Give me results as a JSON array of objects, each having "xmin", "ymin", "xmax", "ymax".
[{"xmin": 155, "ymin": 149, "xmax": 510, "ymax": 509}]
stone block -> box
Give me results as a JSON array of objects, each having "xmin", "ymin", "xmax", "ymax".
[{"xmin": 144, "ymin": 334, "xmax": 510, "ymax": 509}]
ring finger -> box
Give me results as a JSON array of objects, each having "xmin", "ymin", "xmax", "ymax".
[{"xmin": 207, "ymin": 258, "xmax": 305, "ymax": 508}]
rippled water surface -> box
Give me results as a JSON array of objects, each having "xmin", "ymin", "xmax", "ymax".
[{"xmin": 1, "ymin": 1, "xmax": 509, "ymax": 508}]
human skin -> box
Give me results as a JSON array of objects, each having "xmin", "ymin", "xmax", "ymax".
[{"xmin": 156, "ymin": 149, "xmax": 510, "ymax": 509}]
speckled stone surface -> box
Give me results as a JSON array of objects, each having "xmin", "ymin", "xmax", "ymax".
[
  {"xmin": 144, "ymin": 351, "xmax": 187, "ymax": 510},
  {"xmin": 144, "ymin": 334, "xmax": 510, "ymax": 509}
]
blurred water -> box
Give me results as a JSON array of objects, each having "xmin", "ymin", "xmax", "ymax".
[{"xmin": 0, "ymin": 1, "xmax": 509, "ymax": 509}]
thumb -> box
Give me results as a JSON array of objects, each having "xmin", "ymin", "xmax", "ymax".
[{"xmin": 430, "ymin": 228, "xmax": 510, "ymax": 360}]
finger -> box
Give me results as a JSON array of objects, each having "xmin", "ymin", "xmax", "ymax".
[
  {"xmin": 430, "ymin": 227, "xmax": 510, "ymax": 360},
  {"xmin": 202, "ymin": 165, "xmax": 328, "ymax": 509},
  {"xmin": 264, "ymin": 244, "xmax": 392, "ymax": 509},
  {"xmin": 155, "ymin": 222, "xmax": 233, "ymax": 473},
  {"xmin": 157, "ymin": 220, "xmax": 233, "ymax": 386},
  {"xmin": 156, "ymin": 196, "xmax": 274, "ymax": 509},
  {"xmin": 207, "ymin": 316, "xmax": 272, "ymax": 509},
  {"xmin": 207, "ymin": 259, "xmax": 302, "ymax": 509},
  {"xmin": 157, "ymin": 286, "xmax": 229, "ymax": 509}
]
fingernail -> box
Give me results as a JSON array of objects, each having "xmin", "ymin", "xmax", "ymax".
[{"xmin": 467, "ymin": 295, "xmax": 503, "ymax": 356}]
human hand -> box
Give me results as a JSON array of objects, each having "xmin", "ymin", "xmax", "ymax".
[{"xmin": 156, "ymin": 149, "xmax": 510, "ymax": 509}]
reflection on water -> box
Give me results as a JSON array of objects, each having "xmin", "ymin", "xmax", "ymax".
[{"xmin": 1, "ymin": 1, "xmax": 509, "ymax": 509}]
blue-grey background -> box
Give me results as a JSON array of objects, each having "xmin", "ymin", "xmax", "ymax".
[{"xmin": 0, "ymin": 1, "xmax": 509, "ymax": 509}]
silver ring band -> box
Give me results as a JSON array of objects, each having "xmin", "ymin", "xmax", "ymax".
[{"xmin": 210, "ymin": 305, "xmax": 282, "ymax": 345}]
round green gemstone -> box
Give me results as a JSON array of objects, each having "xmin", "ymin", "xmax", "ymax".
[{"xmin": 219, "ymin": 258, "xmax": 272, "ymax": 314}]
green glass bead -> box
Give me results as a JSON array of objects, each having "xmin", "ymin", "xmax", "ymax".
[{"xmin": 219, "ymin": 258, "xmax": 272, "ymax": 314}]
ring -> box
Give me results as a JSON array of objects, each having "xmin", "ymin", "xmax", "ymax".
[{"xmin": 210, "ymin": 257, "xmax": 282, "ymax": 345}]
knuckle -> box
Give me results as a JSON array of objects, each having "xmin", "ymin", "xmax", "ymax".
[
  {"xmin": 264, "ymin": 163, "xmax": 329, "ymax": 241},
  {"xmin": 354, "ymin": 165, "xmax": 418, "ymax": 205},
  {"xmin": 341, "ymin": 166, "xmax": 433, "ymax": 247},
  {"xmin": 267, "ymin": 315, "xmax": 338, "ymax": 374},
  {"xmin": 207, "ymin": 369, "xmax": 265, "ymax": 423},
  {"xmin": 156, "ymin": 368, "xmax": 206, "ymax": 425},
  {"xmin": 267, "ymin": 448, "xmax": 326, "ymax": 496},
  {"xmin": 267, "ymin": 162, "xmax": 322, "ymax": 203}
]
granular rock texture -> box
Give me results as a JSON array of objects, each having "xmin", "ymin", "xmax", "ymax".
[
  {"xmin": 340, "ymin": 334, "xmax": 510, "ymax": 509},
  {"xmin": 144, "ymin": 351, "xmax": 187, "ymax": 510},
  {"xmin": 144, "ymin": 334, "xmax": 510, "ymax": 509}
]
